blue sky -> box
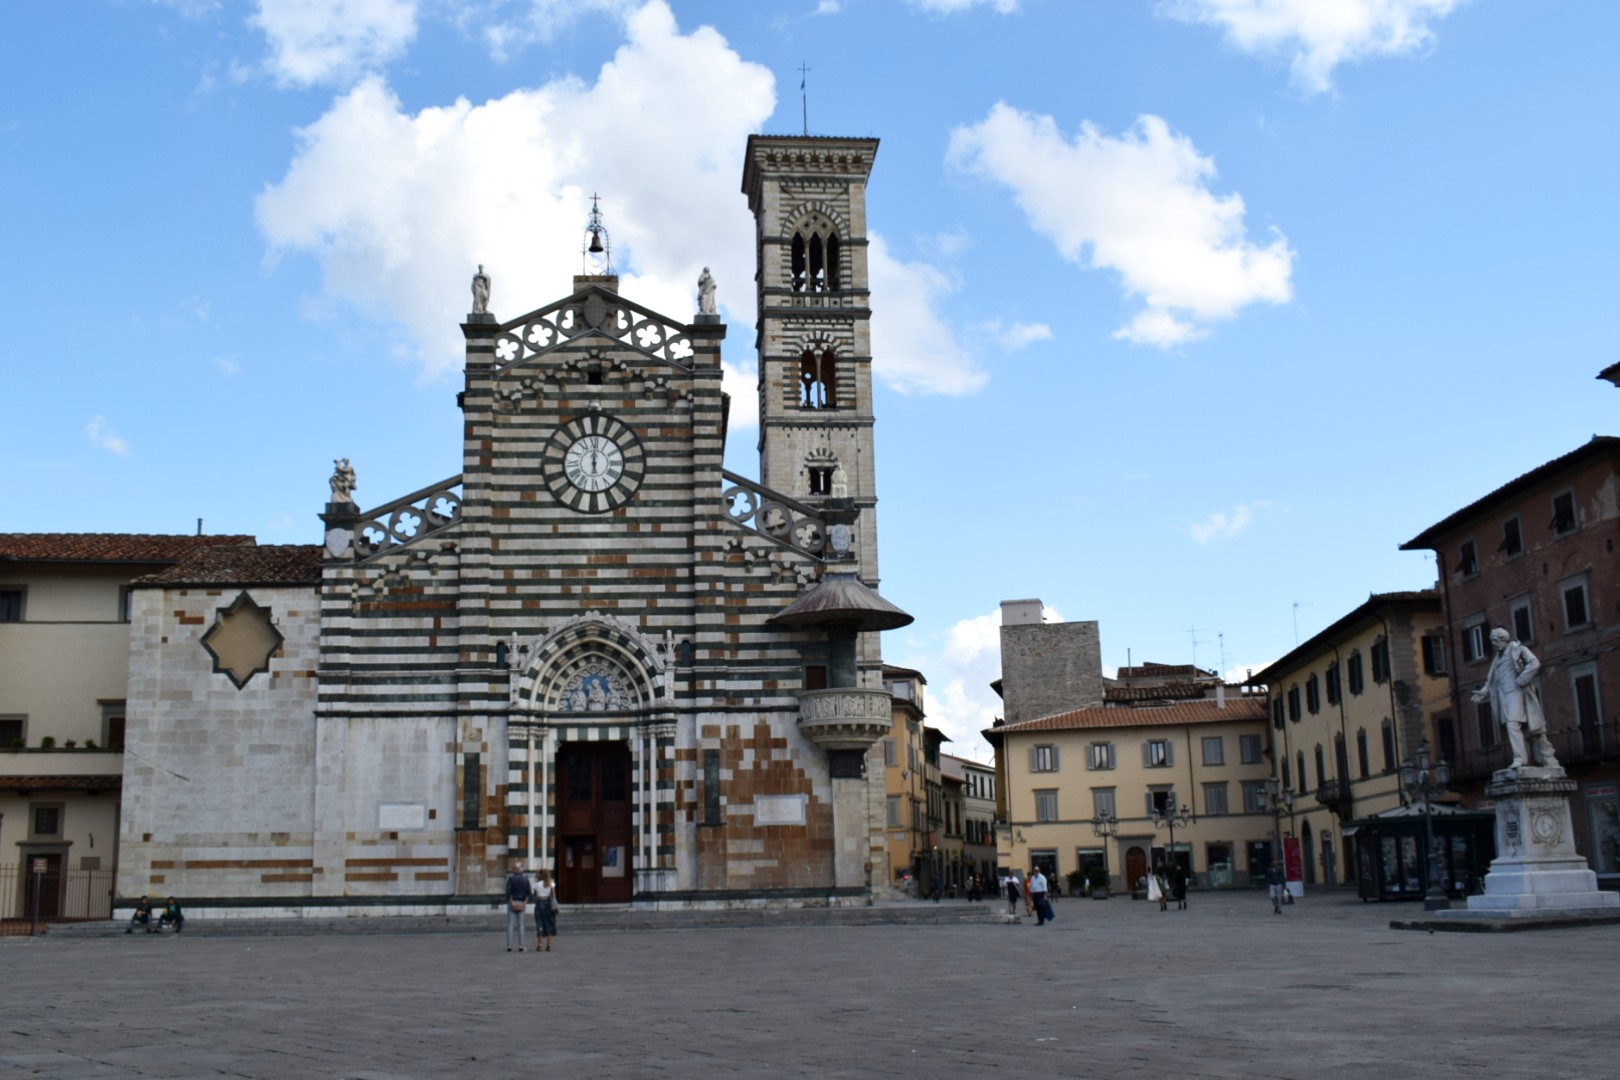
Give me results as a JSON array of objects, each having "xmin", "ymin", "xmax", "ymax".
[{"xmin": 4, "ymin": 1, "xmax": 1617, "ymax": 759}]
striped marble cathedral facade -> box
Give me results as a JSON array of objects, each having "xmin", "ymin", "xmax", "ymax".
[{"xmin": 119, "ymin": 133, "xmax": 907, "ymax": 912}]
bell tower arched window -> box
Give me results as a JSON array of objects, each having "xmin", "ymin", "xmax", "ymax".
[
  {"xmin": 798, "ymin": 349, "xmax": 837, "ymax": 409},
  {"xmin": 790, "ymin": 225, "xmax": 841, "ymax": 293}
]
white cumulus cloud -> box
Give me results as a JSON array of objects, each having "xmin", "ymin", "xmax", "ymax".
[
  {"xmin": 907, "ymin": 0, "xmax": 1019, "ymax": 13},
  {"xmin": 948, "ymin": 103, "xmax": 1293, "ymax": 348},
  {"xmin": 1159, "ymin": 0, "xmax": 1465, "ymax": 95},
  {"xmin": 256, "ymin": 2, "xmax": 773, "ymax": 414},
  {"xmin": 252, "ymin": 0, "xmax": 419, "ymax": 88},
  {"xmin": 1190, "ymin": 500, "xmax": 1270, "ymax": 543},
  {"xmin": 86, "ymin": 416, "xmax": 130, "ymax": 456},
  {"xmin": 868, "ymin": 236, "xmax": 986, "ymax": 395},
  {"xmin": 477, "ymin": 0, "xmax": 638, "ymax": 63}
]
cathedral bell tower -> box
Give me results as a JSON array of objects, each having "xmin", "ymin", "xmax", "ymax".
[{"xmin": 742, "ymin": 135, "xmax": 881, "ymax": 583}]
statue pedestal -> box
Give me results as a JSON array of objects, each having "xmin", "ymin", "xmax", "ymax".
[{"xmin": 1435, "ymin": 767, "xmax": 1619, "ymax": 920}]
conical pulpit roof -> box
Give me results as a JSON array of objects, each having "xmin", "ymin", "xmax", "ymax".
[{"xmin": 768, "ymin": 573, "xmax": 913, "ymax": 632}]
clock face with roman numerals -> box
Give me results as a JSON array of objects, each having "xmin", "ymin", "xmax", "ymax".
[{"xmin": 543, "ymin": 414, "xmax": 644, "ymax": 513}]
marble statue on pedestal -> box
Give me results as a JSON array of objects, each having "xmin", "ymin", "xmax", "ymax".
[
  {"xmin": 472, "ymin": 264, "xmax": 491, "ymax": 315},
  {"xmin": 1471, "ymin": 627, "xmax": 1559, "ymax": 770},
  {"xmin": 697, "ymin": 267, "xmax": 716, "ymax": 315},
  {"xmin": 329, "ymin": 458, "xmax": 357, "ymax": 504}
]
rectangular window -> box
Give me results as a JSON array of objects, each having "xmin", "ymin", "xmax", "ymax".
[
  {"xmin": 1381, "ymin": 721, "xmax": 1397, "ymax": 771},
  {"xmin": 1286, "ymin": 686, "xmax": 1301, "ymax": 723},
  {"xmin": 1476, "ymin": 701, "xmax": 1496, "ymax": 748},
  {"xmin": 1501, "ymin": 516, "xmax": 1523, "ymax": 557},
  {"xmin": 1034, "ymin": 789, "xmax": 1058, "ymax": 823},
  {"xmin": 705, "ymin": 753, "xmax": 724, "ymax": 825},
  {"xmin": 1239, "ymin": 734, "xmax": 1263, "ymax": 764},
  {"xmin": 1511, "ymin": 598, "xmax": 1534, "ymax": 644},
  {"xmin": 1357, "ymin": 729, "xmax": 1371, "ymax": 778},
  {"xmin": 1571, "ymin": 664, "xmax": 1601, "ymax": 744},
  {"xmin": 1272, "ymin": 698, "xmax": 1285, "ymax": 730},
  {"xmin": 32, "ymin": 805, "xmax": 61, "ymax": 837},
  {"xmin": 1088, "ymin": 742, "xmax": 1115, "ymax": 771},
  {"xmin": 1030, "ymin": 744, "xmax": 1060, "ymax": 773},
  {"xmin": 1435, "ymin": 714, "xmax": 1457, "ymax": 764},
  {"xmin": 1325, "ymin": 663, "xmax": 1341, "ymax": 705},
  {"xmin": 804, "ymin": 665, "xmax": 828, "ymax": 690},
  {"xmin": 1371, "ymin": 638, "xmax": 1390, "ymax": 684},
  {"xmin": 1201, "ymin": 736, "xmax": 1225, "ymax": 766},
  {"xmin": 0, "ymin": 715, "xmax": 24, "ymax": 748},
  {"xmin": 1563, "ymin": 580, "xmax": 1591, "ymax": 629},
  {"xmin": 1242, "ymin": 780, "xmax": 1269, "ymax": 813},
  {"xmin": 1551, "ymin": 490, "xmax": 1577, "ymax": 535},
  {"xmin": 883, "ymin": 739, "xmax": 897, "ymax": 767},
  {"xmin": 886, "ymin": 795, "xmax": 901, "ymax": 827},
  {"xmin": 100, "ymin": 701, "xmax": 125, "ymax": 751},
  {"xmin": 1347, "ymin": 653, "xmax": 1365, "ymax": 695},
  {"xmin": 119, "ymin": 586, "xmax": 135, "ymax": 623},
  {"xmin": 460, "ymin": 753, "xmax": 481, "ymax": 829},
  {"xmin": 1145, "ymin": 739, "xmax": 1172, "ymax": 768},
  {"xmin": 1458, "ymin": 539, "xmax": 1479, "ymax": 577},
  {"xmin": 908, "ymin": 745, "xmax": 917, "ymax": 772},
  {"xmin": 1203, "ymin": 782, "xmax": 1229, "ymax": 816},
  {"xmin": 1092, "ymin": 788, "xmax": 1116, "ymax": 820},
  {"xmin": 0, "ymin": 587, "xmax": 23, "ymax": 622},
  {"xmin": 1147, "ymin": 788, "xmax": 1175, "ymax": 816},
  {"xmin": 1421, "ymin": 634, "xmax": 1447, "ymax": 675},
  {"xmin": 1463, "ymin": 622, "xmax": 1489, "ymax": 664},
  {"xmin": 1306, "ymin": 675, "xmax": 1321, "ymax": 715}
]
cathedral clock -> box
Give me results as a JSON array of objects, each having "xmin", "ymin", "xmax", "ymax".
[{"xmin": 542, "ymin": 414, "xmax": 645, "ymax": 513}]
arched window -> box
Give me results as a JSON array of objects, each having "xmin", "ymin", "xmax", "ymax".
[
  {"xmin": 790, "ymin": 224, "xmax": 841, "ymax": 293},
  {"xmin": 798, "ymin": 349, "xmax": 838, "ymax": 409}
]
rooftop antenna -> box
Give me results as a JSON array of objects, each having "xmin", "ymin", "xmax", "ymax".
[
  {"xmin": 1218, "ymin": 632, "xmax": 1228, "ymax": 682},
  {"xmin": 582, "ymin": 194, "xmax": 613, "ymax": 275},
  {"xmin": 1187, "ymin": 625, "xmax": 1207, "ymax": 672},
  {"xmin": 798, "ymin": 63, "xmax": 810, "ymax": 136},
  {"xmin": 1292, "ymin": 601, "xmax": 1312, "ymax": 646}
]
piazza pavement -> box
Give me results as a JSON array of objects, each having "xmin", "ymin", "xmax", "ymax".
[{"xmin": 1, "ymin": 888, "xmax": 1615, "ymax": 1079}]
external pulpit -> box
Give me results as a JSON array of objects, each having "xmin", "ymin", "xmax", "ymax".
[{"xmin": 770, "ymin": 573, "xmax": 913, "ymax": 894}]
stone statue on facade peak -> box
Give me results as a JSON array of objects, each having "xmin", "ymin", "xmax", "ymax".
[
  {"xmin": 472, "ymin": 264, "xmax": 491, "ymax": 315},
  {"xmin": 329, "ymin": 458, "xmax": 357, "ymax": 504},
  {"xmin": 830, "ymin": 462, "xmax": 849, "ymax": 500},
  {"xmin": 1471, "ymin": 627, "xmax": 1561, "ymax": 773},
  {"xmin": 697, "ymin": 266, "xmax": 717, "ymax": 315}
]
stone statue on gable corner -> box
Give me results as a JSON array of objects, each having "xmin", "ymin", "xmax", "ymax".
[
  {"xmin": 697, "ymin": 266, "xmax": 717, "ymax": 315},
  {"xmin": 329, "ymin": 458, "xmax": 357, "ymax": 504},
  {"xmin": 472, "ymin": 264, "xmax": 491, "ymax": 315}
]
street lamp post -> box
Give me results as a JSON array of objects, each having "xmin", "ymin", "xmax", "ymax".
[
  {"xmin": 1400, "ymin": 740, "xmax": 1453, "ymax": 912},
  {"xmin": 1266, "ymin": 775, "xmax": 1295, "ymax": 872},
  {"xmin": 1150, "ymin": 794, "xmax": 1192, "ymax": 874},
  {"xmin": 1091, "ymin": 812, "xmax": 1119, "ymax": 894}
]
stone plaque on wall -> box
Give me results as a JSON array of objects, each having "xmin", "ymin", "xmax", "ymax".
[
  {"xmin": 754, "ymin": 794, "xmax": 807, "ymax": 827},
  {"xmin": 378, "ymin": 803, "xmax": 427, "ymax": 831}
]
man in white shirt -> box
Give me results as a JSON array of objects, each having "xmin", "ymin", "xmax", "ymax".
[{"xmin": 1028, "ymin": 867, "xmax": 1050, "ymax": 925}]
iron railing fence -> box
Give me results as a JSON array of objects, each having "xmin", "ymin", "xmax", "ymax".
[{"xmin": 0, "ymin": 867, "xmax": 116, "ymax": 935}]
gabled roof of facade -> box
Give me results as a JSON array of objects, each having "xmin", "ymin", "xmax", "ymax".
[
  {"xmin": 133, "ymin": 544, "xmax": 324, "ymax": 587},
  {"xmin": 1400, "ymin": 435, "xmax": 1620, "ymax": 549},
  {"xmin": 0, "ymin": 534, "xmax": 254, "ymax": 564},
  {"xmin": 984, "ymin": 697, "xmax": 1266, "ymax": 741},
  {"xmin": 1250, "ymin": 590, "xmax": 1440, "ymax": 686}
]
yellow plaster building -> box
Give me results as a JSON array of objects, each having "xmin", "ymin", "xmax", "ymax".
[{"xmin": 987, "ymin": 694, "xmax": 1273, "ymax": 892}]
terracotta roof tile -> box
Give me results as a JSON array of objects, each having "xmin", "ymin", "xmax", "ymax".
[
  {"xmin": 0, "ymin": 534, "xmax": 255, "ymax": 564},
  {"xmin": 989, "ymin": 697, "xmax": 1267, "ymax": 736},
  {"xmin": 134, "ymin": 545, "xmax": 324, "ymax": 587},
  {"xmin": 1115, "ymin": 662, "xmax": 1215, "ymax": 679},
  {"xmin": 1104, "ymin": 682, "xmax": 1215, "ymax": 702}
]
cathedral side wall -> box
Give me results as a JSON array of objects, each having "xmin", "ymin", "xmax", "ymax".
[{"xmin": 119, "ymin": 585, "xmax": 320, "ymax": 899}]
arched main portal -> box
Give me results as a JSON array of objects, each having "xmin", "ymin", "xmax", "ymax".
[{"xmin": 508, "ymin": 613, "xmax": 675, "ymax": 904}]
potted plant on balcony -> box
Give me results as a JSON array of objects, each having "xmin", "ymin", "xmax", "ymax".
[{"xmin": 1087, "ymin": 866, "xmax": 1112, "ymax": 899}]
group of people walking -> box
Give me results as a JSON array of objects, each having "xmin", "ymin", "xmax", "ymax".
[
  {"xmin": 1147, "ymin": 862, "xmax": 1189, "ymax": 911},
  {"xmin": 1004, "ymin": 868, "xmax": 1056, "ymax": 925},
  {"xmin": 504, "ymin": 865, "xmax": 559, "ymax": 953}
]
